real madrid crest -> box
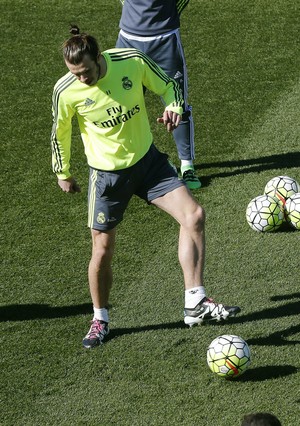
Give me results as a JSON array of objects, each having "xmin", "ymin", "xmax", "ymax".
[
  {"xmin": 122, "ymin": 76, "xmax": 133, "ymax": 90},
  {"xmin": 97, "ymin": 212, "xmax": 106, "ymax": 224}
]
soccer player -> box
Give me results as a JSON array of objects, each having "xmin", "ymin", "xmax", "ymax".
[
  {"xmin": 116, "ymin": 0, "xmax": 201, "ymax": 190},
  {"xmin": 51, "ymin": 26, "xmax": 240, "ymax": 349}
]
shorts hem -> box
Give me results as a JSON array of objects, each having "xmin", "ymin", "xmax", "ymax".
[{"xmin": 148, "ymin": 179, "xmax": 185, "ymax": 202}]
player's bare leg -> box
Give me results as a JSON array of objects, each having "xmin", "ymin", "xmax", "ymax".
[
  {"xmin": 152, "ymin": 186, "xmax": 240, "ymax": 325},
  {"xmin": 83, "ymin": 228, "xmax": 116, "ymax": 348},
  {"xmin": 88, "ymin": 228, "xmax": 116, "ymax": 308},
  {"xmin": 151, "ymin": 185, "xmax": 205, "ymax": 288}
]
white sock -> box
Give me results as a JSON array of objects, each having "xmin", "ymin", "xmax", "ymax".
[
  {"xmin": 181, "ymin": 159, "xmax": 193, "ymax": 167},
  {"xmin": 185, "ymin": 286, "xmax": 206, "ymax": 308},
  {"xmin": 93, "ymin": 307, "xmax": 109, "ymax": 323}
]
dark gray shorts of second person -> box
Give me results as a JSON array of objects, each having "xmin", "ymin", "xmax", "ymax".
[{"xmin": 88, "ymin": 144, "xmax": 185, "ymax": 231}]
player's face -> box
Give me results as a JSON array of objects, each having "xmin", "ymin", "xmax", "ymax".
[{"xmin": 65, "ymin": 54, "xmax": 100, "ymax": 86}]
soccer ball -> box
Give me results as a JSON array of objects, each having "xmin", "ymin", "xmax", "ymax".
[
  {"xmin": 207, "ymin": 335, "xmax": 251, "ymax": 379},
  {"xmin": 285, "ymin": 193, "xmax": 300, "ymax": 230},
  {"xmin": 264, "ymin": 175, "xmax": 300, "ymax": 205},
  {"xmin": 246, "ymin": 194, "xmax": 284, "ymax": 232}
]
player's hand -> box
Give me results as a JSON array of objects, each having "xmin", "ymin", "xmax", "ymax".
[
  {"xmin": 58, "ymin": 177, "xmax": 81, "ymax": 193},
  {"xmin": 157, "ymin": 110, "xmax": 182, "ymax": 132}
]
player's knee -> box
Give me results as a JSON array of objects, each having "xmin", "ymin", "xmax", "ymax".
[
  {"xmin": 194, "ymin": 204, "xmax": 205, "ymax": 229},
  {"xmin": 184, "ymin": 204, "xmax": 205, "ymax": 232},
  {"xmin": 92, "ymin": 245, "xmax": 112, "ymax": 262},
  {"xmin": 91, "ymin": 231, "xmax": 115, "ymax": 265}
]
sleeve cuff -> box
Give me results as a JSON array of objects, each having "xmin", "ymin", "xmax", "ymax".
[{"xmin": 56, "ymin": 171, "xmax": 71, "ymax": 180}]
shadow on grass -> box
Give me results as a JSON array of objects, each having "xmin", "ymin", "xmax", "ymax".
[
  {"xmin": 270, "ymin": 292, "xmax": 300, "ymax": 301},
  {"xmin": 0, "ymin": 303, "xmax": 91, "ymax": 322},
  {"xmin": 1, "ymin": 297, "xmax": 299, "ymax": 326},
  {"xmin": 194, "ymin": 152, "xmax": 300, "ymax": 187},
  {"xmin": 0, "ymin": 293, "xmax": 300, "ymax": 320},
  {"xmin": 234, "ymin": 365, "xmax": 298, "ymax": 382},
  {"xmin": 247, "ymin": 324, "xmax": 300, "ymax": 346},
  {"xmin": 275, "ymin": 222, "xmax": 297, "ymax": 233},
  {"xmin": 108, "ymin": 320, "xmax": 300, "ymax": 346},
  {"xmin": 108, "ymin": 321, "xmax": 186, "ymax": 341},
  {"xmin": 227, "ymin": 300, "xmax": 300, "ymax": 324}
]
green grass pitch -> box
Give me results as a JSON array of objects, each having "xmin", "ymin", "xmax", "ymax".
[{"xmin": 0, "ymin": 0, "xmax": 299, "ymax": 425}]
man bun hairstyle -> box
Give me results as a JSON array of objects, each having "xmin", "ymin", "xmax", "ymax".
[
  {"xmin": 62, "ymin": 24, "xmax": 100, "ymax": 65},
  {"xmin": 69, "ymin": 24, "xmax": 80, "ymax": 36}
]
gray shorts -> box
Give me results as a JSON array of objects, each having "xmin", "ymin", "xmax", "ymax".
[{"xmin": 87, "ymin": 144, "xmax": 185, "ymax": 230}]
